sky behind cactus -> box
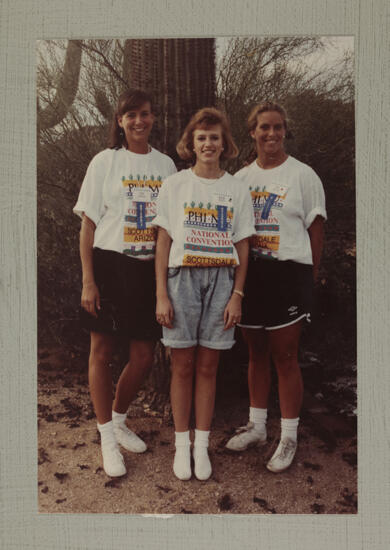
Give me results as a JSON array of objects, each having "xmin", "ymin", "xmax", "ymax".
[
  {"xmin": 37, "ymin": 36, "xmax": 354, "ymax": 133},
  {"xmin": 216, "ymin": 35, "xmax": 354, "ymax": 74}
]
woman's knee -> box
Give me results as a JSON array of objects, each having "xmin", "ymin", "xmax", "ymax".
[
  {"xmin": 195, "ymin": 358, "xmax": 219, "ymax": 379},
  {"xmin": 89, "ymin": 333, "xmax": 114, "ymax": 366},
  {"xmin": 272, "ymin": 347, "xmax": 299, "ymax": 376},
  {"xmin": 171, "ymin": 348, "xmax": 195, "ymax": 379},
  {"xmin": 130, "ymin": 343, "xmax": 155, "ymax": 371},
  {"xmin": 195, "ymin": 346, "xmax": 219, "ymax": 379},
  {"xmin": 172, "ymin": 362, "xmax": 194, "ymax": 381}
]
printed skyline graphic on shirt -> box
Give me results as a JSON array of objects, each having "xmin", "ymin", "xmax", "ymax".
[
  {"xmin": 250, "ymin": 185, "xmax": 287, "ymax": 259},
  {"xmin": 121, "ymin": 174, "xmax": 163, "ymax": 257},
  {"xmin": 182, "ymin": 202, "xmax": 236, "ymax": 267}
]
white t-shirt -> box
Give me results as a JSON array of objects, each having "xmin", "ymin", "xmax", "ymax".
[
  {"xmin": 73, "ymin": 147, "xmax": 177, "ymax": 259},
  {"xmin": 235, "ymin": 156, "xmax": 327, "ymax": 264},
  {"xmin": 153, "ymin": 168, "xmax": 255, "ymax": 268}
]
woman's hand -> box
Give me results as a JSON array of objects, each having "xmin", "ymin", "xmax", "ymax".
[
  {"xmin": 81, "ymin": 281, "xmax": 100, "ymax": 318},
  {"xmin": 156, "ymin": 296, "xmax": 174, "ymax": 328},
  {"xmin": 223, "ymin": 293, "xmax": 242, "ymax": 330},
  {"xmin": 155, "ymin": 227, "xmax": 173, "ymax": 328},
  {"xmin": 223, "ymin": 238, "xmax": 248, "ymax": 330}
]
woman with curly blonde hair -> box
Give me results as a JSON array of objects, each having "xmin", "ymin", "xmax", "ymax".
[{"xmin": 153, "ymin": 107, "xmax": 255, "ymax": 480}]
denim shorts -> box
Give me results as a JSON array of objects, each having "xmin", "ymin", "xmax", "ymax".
[{"xmin": 162, "ymin": 266, "xmax": 235, "ymax": 350}]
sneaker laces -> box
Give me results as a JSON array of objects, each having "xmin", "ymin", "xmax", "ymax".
[
  {"xmin": 234, "ymin": 421, "xmax": 255, "ymax": 434},
  {"xmin": 276, "ymin": 439, "xmax": 296, "ymax": 460},
  {"xmin": 116, "ymin": 424, "xmax": 133, "ymax": 436},
  {"xmin": 115, "ymin": 422, "xmax": 140, "ymax": 438}
]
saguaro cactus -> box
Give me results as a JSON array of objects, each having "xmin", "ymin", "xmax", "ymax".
[
  {"xmin": 38, "ymin": 38, "xmax": 217, "ymax": 373},
  {"xmin": 125, "ymin": 38, "xmax": 216, "ymax": 160},
  {"xmin": 37, "ymin": 38, "xmax": 216, "ymax": 150},
  {"xmin": 92, "ymin": 38, "xmax": 216, "ymax": 161},
  {"xmin": 37, "ymin": 40, "xmax": 83, "ymax": 131}
]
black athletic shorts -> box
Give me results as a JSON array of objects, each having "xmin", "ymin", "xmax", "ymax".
[
  {"xmin": 79, "ymin": 247, "xmax": 161, "ymax": 341},
  {"xmin": 239, "ymin": 257, "xmax": 314, "ymax": 330}
]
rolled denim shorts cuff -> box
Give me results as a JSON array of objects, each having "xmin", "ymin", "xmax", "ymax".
[
  {"xmin": 199, "ymin": 338, "xmax": 235, "ymax": 350},
  {"xmin": 161, "ymin": 337, "xmax": 198, "ymax": 349}
]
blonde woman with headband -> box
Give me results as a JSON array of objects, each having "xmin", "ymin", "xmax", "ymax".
[{"xmin": 225, "ymin": 102, "xmax": 326, "ymax": 473}]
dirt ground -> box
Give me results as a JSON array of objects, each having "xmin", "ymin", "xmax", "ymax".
[{"xmin": 38, "ymin": 348, "xmax": 357, "ymax": 515}]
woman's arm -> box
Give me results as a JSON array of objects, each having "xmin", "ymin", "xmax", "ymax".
[
  {"xmin": 223, "ymin": 237, "xmax": 249, "ymax": 330},
  {"xmin": 308, "ymin": 215, "xmax": 324, "ymax": 282},
  {"xmin": 155, "ymin": 227, "xmax": 174, "ymax": 328},
  {"xmin": 80, "ymin": 214, "xmax": 100, "ymax": 317}
]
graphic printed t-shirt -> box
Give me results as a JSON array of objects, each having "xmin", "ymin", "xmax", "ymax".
[
  {"xmin": 235, "ymin": 156, "xmax": 327, "ymax": 264},
  {"xmin": 73, "ymin": 147, "xmax": 177, "ymax": 259},
  {"xmin": 153, "ymin": 169, "xmax": 255, "ymax": 268}
]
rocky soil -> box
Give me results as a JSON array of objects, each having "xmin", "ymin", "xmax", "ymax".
[{"xmin": 38, "ymin": 347, "xmax": 357, "ymax": 515}]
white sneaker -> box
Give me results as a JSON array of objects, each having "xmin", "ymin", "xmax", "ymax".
[
  {"xmin": 173, "ymin": 446, "xmax": 191, "ymax": 480},
  {"xmin": 193, "ymin": 447, "xmax": 212, "ymax": 481},
  {"xmin": 225, "ymin": 422, "xmax": 267, "ymax": 451},
  {"xmin": 266, "ymin": 437, "xmax": 297, "ymax": 473},
  {"xmin": 113, "ymin": 423, "xmax": 147, "ymax": 453},
  {"xmin": 101, "ymin": 443, "xmax": 126, "ymax": 477}
]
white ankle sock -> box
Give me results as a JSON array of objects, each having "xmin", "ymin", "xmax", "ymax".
[
  {"xmin": 249, "ymin": 407, "xmax": 267, "ymax": 434},
  {"xmin": 280, "ymin": 417, "xmax": 299, "ymax": 442},
  {"xmin": 194, "ymin": 428, "xmax": 209, "ymax": 448},
  {"xmin": 175, "ymin": 430, "xmax": 190, "ymax": 447},
  {"xmin": 97, "ymin": 420, "xmax": 126, "ymax": 476},
  {"xmin": 173, "ymin": 431, "xmax": 191, "ymax": 480},
  {"xmin": 193, "ymin": 429, "xmax": 212, "ymax": 481},
  {"xmin": 112, "ymin": 410, "xmax": 127, "ymax": 426},
  {"xmin": 97, "ymin": 420, "xmax": 117, "ymax": 446}
]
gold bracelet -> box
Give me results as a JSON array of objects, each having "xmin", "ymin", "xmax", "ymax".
[{"xmin": 233, "ymin": 289, "xmax": 244, "ymax": 298}]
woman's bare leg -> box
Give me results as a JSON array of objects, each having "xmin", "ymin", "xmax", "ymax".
[
  {"xmin": 242, "ymin": 327, "xmax": 271, "ymax": 409},
  {"xmin": 89, "ymin": 332, "xmax": 126, "ymax": 476},
  {"xmin": 225, "ymin": 329, "xmax": 269, "ymax": 451},
  {"xmin": 268, "ymin": 321, "xmax": 303, "ymax": 418},
  {"xmin": 113, "ymin": 339, "xmax": 155, "ymax": 413},
  {"xmin": 88, "ymin": 331, "xmax": 115, "ymax": 424},
  {"xmin": 194, "ymin": 346, "xmax": 220, "ymax": 431},
  {"xmin": 170, "ymin": 347, "xmax": 196, "ymax": 432},
  {"xmin": 265, "ymin": 321, "xmax": 303, "ymax": 472},
  {"xmin": 110, "ymin": 339, "xmax": 155, "ymax": 453},
  {"xmin": 170, "ymin": 347, "xmax": 196, "ymax": 480},
  {"xmin": 193, "ymin": 346, "xmax": 220, "ymax": 480}
]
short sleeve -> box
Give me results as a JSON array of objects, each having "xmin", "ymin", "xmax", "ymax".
[
  {"xmin": 301, "ymin": 167, "xmax": 327, "ymax": 228},
  {"xmin": 234, "ymin": 165, "xmax": 249, "ymax": 181},
  {"xmin": 152, "ymin": 179, "xmax": 172, "ymax": 236},
  {"xmin": 232, "ymin": 182, "xmax": 256, "ymax": 243},
  {"xmin": 73, "ymin": 151, "xmax": 111, "ymax": 225},
  {"xmin": 167, "ymin": 157, "xmax": 177, "ymax": 177}
]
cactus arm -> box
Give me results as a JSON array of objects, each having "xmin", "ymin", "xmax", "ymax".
[{"xmin": 38, "ymin": 40, "xmax": 83, "ymax": 131}]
